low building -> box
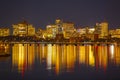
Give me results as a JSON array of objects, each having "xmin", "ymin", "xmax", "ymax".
[
  {"xmin": 77, "ymin": 27, "xmax": 95, "ymax": 40},
  {"xmin": 109, "ymin": 29, "xmax": 120, "ymax": 38},
  {"xmin": 0, "ymin": 28, "xmax": 10, "ymax": 36}
]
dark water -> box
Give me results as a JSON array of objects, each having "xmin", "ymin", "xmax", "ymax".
[{"xmin": 0, "ymin": 43, "xmax": 120, "ymax": 80}]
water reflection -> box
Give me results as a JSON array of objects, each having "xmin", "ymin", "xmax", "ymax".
[
  {"xmin": 10, "ymin": 43, "xmax": 120, "ymax": 75},
  {"xmin": 0, "ymin": 44, "xmax": 10, "ymax": 56},
  {"xmin": 12, "ymin": 44, "xmax": 35, "ymax": 74},
  {"xmin": 0, "ymin": 44, "xmax": 10, "ymax": 62},
  {"xmin": 114, "ymin": 45, "xmax": 120, "ymax": 65}
]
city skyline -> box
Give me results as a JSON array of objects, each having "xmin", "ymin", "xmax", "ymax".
[
  {"xmin": 0, "ymin": 0, "xmax": 120, "ymax": 29},
  {"xmin": 0, "ymin": 18, "xmax": 119, "ymax": 29},
  {"xmin": 0, "ymin": 1, "xmax": 120, "ymax": 79}
]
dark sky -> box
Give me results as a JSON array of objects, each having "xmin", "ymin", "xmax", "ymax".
[{"xmin": 0, "ymin": 0, "xmax": 120, "ymax": 29}]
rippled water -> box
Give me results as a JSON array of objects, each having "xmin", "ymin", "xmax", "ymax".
[{"xmin": 0, "ymin": 43, "xmax": 120, "ymax": 80}]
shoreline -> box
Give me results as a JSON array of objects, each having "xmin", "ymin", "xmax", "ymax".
[{"xmin": 0, "ymin": 41, "xmax": 119, "ymax": 46}]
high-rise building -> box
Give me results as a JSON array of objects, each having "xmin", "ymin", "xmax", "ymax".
[
  {"xmin": 100, "ymin": 22, "xmax": 108, "ymax": 38},
  {"xmin": 55, "ymin": 19, "xmax": 76, "ymax": 39},
  {"xmin": 62, "ymin": 22, "xmax": 75, "ymax": 39},
  {"xmin": 12, "ymin": 21, "xmax": 35, "ymax": 36},
  {"xmin": 95, "ymin": 22, "xmax": 108, "ymax": 38},
  {"xmin": 46, "ymin": 24, "xmax": 57, "ymax": 38},
  {"xmin": 55, "ymin": 19, "xmax": 63, "ymax": 34},
  {"xmin": 46, "ymin": 19, "xmax": 75, "ymax": 39},
  {"xmin": 0, "ymin": 28, "xmax": 10, "ymax": 36}
]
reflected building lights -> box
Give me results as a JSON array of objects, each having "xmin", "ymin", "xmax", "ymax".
[
  {"xmin": 9, "ymin": 43, "xmax": 120, "ymax": 75},
  {"xmin": 12, "ymin": 44, "xmax": 35, "ymax": 74},
  {"xmin": 109, "ymin": 45, "xmax": 115, "ymax": 59},
  {"xmin": 66, "ymin": 45, "xmax": 74, "ymax": 72},
  {"xmin": 89, "ymin": 45, "xmax": 95, "ymax": 67},
  {"xmin": 47, "ymin": 44, "xmax": 52, "ymax": 70},
  {"xmin": 79, "ymin": 45, "xmax": 85, "ymax": 64},
  {"xmin": 115, "ymin": 46, "xmax": 120, "ymax": 65},
  {"xmin": 12, "ymin": 44, "xmax": 26, "ymax": 73},
  {"xmin": 55, "ymin": 45, "xmax": 60, "ymax": 74},
  {"xmin": 98, "ymin": 46, "xmax": 108, "ymax": 70},
  {"xmin": 0, "ymin": 44, "xmax": 10, "ymax": 56},
  {"xmin": 18, "ymin": 44, "xmax": 25, "ymax": 72},
  {"xmin": 52, "ymin": 44, "xmax": 56, "ymax": 67}
]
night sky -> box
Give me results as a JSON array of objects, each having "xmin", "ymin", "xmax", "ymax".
[{"xmin": 0, "ymin": 0, "xmax": 120, "ymax": 29}]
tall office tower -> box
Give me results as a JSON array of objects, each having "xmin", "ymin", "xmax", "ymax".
[
  {"xmin": 46, "ymin": 19, "xmax": 75, "ymax": 40},
  {"xmin": 95, "ymin": 22, "xmax": 108, "ymax": 39},
  {"xmin": 55, "ymin": 19, "xmax": 63, "ymax": 34},
  {"xmin": 62, "ymin": 22, "xmax": 75, "ymax": 39},
  {"xmin": 100, "ymin": 22, "xmax": 108, "ymax": 38},
  {"xmin": 46, "ymin": 24, "xmax": 57, "ymax": 38}
]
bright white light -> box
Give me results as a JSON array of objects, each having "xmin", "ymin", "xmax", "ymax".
[
  {"xmin": 47, "ymin": 25, "xmax": 52, "ymax": 28},
  {"xmin": 18, "ymin": 27, "xmax": 25, "ymax": 29},
  {"xmin": 47, "ymin": 44, "xmax": 52, "ymax": 69},
  {"xmin": 110, "ymin": 45, "xmax": 114, "ymax": 59},
  {"xmin": 89, "ymin": 28, "xmax": 95, "ymax": 31}
]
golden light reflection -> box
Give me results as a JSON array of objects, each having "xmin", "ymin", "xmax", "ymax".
[
  {"xmin": 55, "ymin": 44, "xmax": 60, "ymax": 74},
  {"xmin": 37, "ymin": 44, "xmax": 76, "ymax": 74},
  {"xmin": 114, "ymin": 45, "xmax": 120, "ymax": 65},
  {"xmin": 47, "ymin": 44, "xmax": 52, "ymax": 70},
  {"xmin": 0, "ymin": 44, "xmax": 10, "ymax": 56},
  {"xmin": 30, "ymin": 43, "xmax": 120, "ymax": 75},
  {"xmin": 52, "ymin": 44, "xmax": 56, "ymax": 67},
  {"xmin": 98, "ymin": 45, "xmax": 108, "ymax": 70},
  {"xmin": 12, "ymin": 44, "xmax": 35, "ymax": 74},
  {"xmin": 36, "ymin": 44, "xmax": 47, "ymax": 63},
  {"xmin": 66, "ymin": 45, "xmax": 75, "ymax": 72},
  {"xmin": 109, "ymin": 45, "xmax": 115, "ymax": 59},
  {"xmin": 89, "ymin": 45, "xmax": 95, "ymax": 67},
  {"xmin": 18, "ymin": 44, "xmax": 25, "ymax": 71},
  {"xmin": 79, "ymin": 45, "xmax": 85, "ymax": 64}
]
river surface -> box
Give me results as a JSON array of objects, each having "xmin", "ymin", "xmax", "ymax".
[{"xmin": 0, "ymin": 43, "xmax": 120, "ymax": 80}]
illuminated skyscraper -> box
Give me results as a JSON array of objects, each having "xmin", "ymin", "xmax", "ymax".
[
  {"xmin": 100, "ymin": 22, "xmax": 108, "ymax": 38},
  {"xmin": 55, "ymin": 19, "xmax": 63, "ymax": 34},
  {"xmin": 55, "ymin": 19, "xmax": 75, "ymax": 39},
  {"xmin": 12, "ymin": 21, "xmax": 35, "ymax": 36},
  {"xmin": 45, "ymin": 19, "xmax": 75, "ymax": 39},
  {"xmin": 46, "ymin": 24, "xmax": 57, "ymax": 38},
  {"xmin": 95, "ymin": 22, "xmax": 108, "ymax": 38},
  {"xmin": 62, "ymin": 22, "xmax": 75, "ymax": 39}
]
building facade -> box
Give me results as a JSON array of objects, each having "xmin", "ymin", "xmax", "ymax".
[
  {"xmin": 109, "ymin": 29, "xmax": 120, "ymax": 38},
  {"xmin": 62, "ymin": 22, "xmax": 75, "ymax": 39},
  {"xmin": 95, "ymin": 22, "xmax": 108, "ymax": 39},
  {"xmin": 46, "ymin": 24, "xmax": 57, "ymax": 38},
  {"xmin": 13, "ymin": 21, "xmax": 35, "ymax": 36},
  {"xmin": 0, "ymin": 28, "xmax": 10, "ymax": 36},
  {"xmin": 77, "ymin": 27, "xmax": 95, "ymax": 40},
  {"xmin": 45, "ymin": 19, "xmax": 75, "ymax": 39}
]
